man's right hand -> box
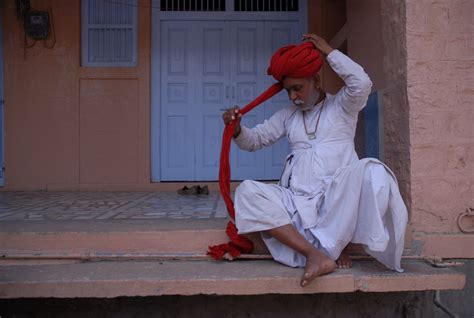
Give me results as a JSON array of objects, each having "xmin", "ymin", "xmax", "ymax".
[
  {"xmin": 302, "ymin": 34, "xmax": 334, "ymax": 56},
  {"xmin": 222, "ymin": 106, "xmax": 242, "ymax": 138}
]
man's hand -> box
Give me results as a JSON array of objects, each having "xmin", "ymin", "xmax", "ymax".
[
  {"xmin": 222, "ymin": 106, "xmax": 242, "ymax": 138},
  {"xmin": 302, "ymin": 34, "xmax": 334, "ymax": 56}
]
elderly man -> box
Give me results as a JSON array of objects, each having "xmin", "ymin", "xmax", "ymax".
[{"xmin": 222, "ymin": 34, "xmax": 408, "ymax": 287}]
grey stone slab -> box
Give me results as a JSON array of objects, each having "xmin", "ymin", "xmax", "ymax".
[
  {"xmin": 0, "ymin": 260, "xmax": 465, "ymax": 298},
  {"xmin": 0, "ymin": 191, "xmax": 234, "ymax": 222}
]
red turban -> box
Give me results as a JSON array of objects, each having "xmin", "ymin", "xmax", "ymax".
[
  {"xmin": 208, "ymin": 41, "xmax": 322, "ymax": 260},
  {"xmin": 267, "ymin": 41, "xmax": 323, "ymax": 81}
]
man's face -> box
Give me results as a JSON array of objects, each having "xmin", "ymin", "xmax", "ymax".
[{"xmin": 282, "ymin": 75, "xmax": 320, "ymax": 111}]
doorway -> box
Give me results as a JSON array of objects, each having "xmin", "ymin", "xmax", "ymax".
[
  {"xmin": 159, "ymin": 20, "xmax": 301, "ymax": 181},
  {"xmin": 151, "ymin": 1, "xmax": 307, "ymax": 182}
]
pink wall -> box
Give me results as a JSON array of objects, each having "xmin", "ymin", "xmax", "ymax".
[
  {"xmin": 378, "ymin": 0, "xmax": 411, "ymax": 211},
  {"xmin": 406, "ymin": 0, "xmax": 473, "ymax": 250},
  {"xmin": 2, "ymin": 0, "xmax": 151, "ymax": 190},
  {"xmin": 346, "ymin": 0, "xmax": 385, "ymax": 91},
  {"xmin": 2, "ymin": 0, "xmax": 473, "ymax": 256}
]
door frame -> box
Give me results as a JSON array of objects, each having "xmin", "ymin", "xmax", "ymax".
[{"xmin": 151, "ymin": 0, "xmax": 308, "ymax": 182}]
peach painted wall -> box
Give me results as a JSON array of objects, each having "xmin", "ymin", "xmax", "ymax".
[
  {"xmin": 405, "ymin": 0, "xmax": 473, "ymax": 255},
  {"xmin": 309, "ymin": 0, "xmax": 345, "ymax": 94},
  {"xmin": 379, "ymin": 0, "xmax": 412, "ymax": 210},
  {"xmin": 2, "ymin": 0, "xmax": 151, "ymax": 190},
  {"xmin": 346, "ymin": 0, "xmax": 384, "ymax": 91},
  {"xmin": 2, "ymin": 0, "xmax": 473, "ymax": 256}
]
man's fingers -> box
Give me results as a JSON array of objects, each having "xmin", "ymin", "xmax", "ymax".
[
  {"xmin": 302, "ymin": 34, "xmax": 317, "ymax": 41},
  {"xmin": 222, "ymin": 106, "xmax": 241, "ymax": 125}
]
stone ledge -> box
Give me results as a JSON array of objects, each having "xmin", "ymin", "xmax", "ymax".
[
  {"xmin": 0, "ymin": 219, "xmax": 270, "ymax": 255},
  {"xmin": 0, "ymin": 259, "xmax": 465, "ymax": 298}
]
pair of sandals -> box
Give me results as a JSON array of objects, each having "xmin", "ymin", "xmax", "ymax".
[{"xmin": 177, "ymin": 185, "xmax": 209, "ymax": 195}]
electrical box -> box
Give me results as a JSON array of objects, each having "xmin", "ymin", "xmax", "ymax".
[{"xmin": 25, "ymin": 11, "xmax": 49, "ymax": 39}]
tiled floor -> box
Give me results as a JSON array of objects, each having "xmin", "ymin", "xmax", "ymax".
[{"xmin": 0, "ymin": 192, "xmax": 230, "ymax": 221}]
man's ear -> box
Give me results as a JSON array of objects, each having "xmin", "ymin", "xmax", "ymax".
[{"xmin": 313, "ymin": 74, "xmax": 321, "ymax": 89}]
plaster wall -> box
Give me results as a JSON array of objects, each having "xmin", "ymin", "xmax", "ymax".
[
  {"xmin": 379, "ymin": 0, "xmax": 411, "ymax": 207},
  {"xmin": 2, "ymin": 0, "xmax": 151, "ymax": 190},
  {"xmin": 405, "ymin": 0, "xmax": 473, "ymax": 239},
  {"xmin": 309, "ymin": 0, "xmax": 346, "ymax": 94},
  {"xmin": 2, "ymin": 0, "xmax": 473, "ymax": 257},
  {"xmin": 346, "ymin": 0, "xmax": 385, "ymax": 91}
]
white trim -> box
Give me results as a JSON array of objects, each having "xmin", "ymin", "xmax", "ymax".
[
  {"xmin": 151, "ymin": 0, "xmax": 308, "ymax": 182},
  {"xmin": 151, "ymin": 1, "xmax": 162, "ymax": 181}
]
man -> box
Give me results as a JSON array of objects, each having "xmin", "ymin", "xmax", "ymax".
[{"xmin": 222, "ymin": 34, "xmax": 408, "ymax": 287}]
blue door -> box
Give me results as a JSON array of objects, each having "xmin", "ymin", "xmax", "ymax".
[
  {"xmin": 0, "ymin": 7, "xmax": 4, "ymax": 186},
  {"xmin": 159, "ymin": 20, "xmax": 300, "ymax": 181},
  {"xmin": 364, "ymin": 91, "xmax": 381, "ymax": 160}
]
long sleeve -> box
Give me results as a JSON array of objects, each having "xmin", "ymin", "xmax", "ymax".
[
  {"xmin": 233, "ymin": 108, "xmax": 289, "ymax": 152},
  {"xmin": 326, "ymin": 50, "xmax": 373, "ymax": 116}
]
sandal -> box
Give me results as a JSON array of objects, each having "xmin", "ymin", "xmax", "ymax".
[
  {"xmin": 199, "ymin": 185, "xmax": 209, "ymax": 195},
  {"xmin": 177, "ymin": 185, "xmax": 200, "ymax": 195}
]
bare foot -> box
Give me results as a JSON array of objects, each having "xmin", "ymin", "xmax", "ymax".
[
  {"xmin": 301, "ymin": 251, "xmax": 336, "ymax": 287},
  {"xmin": 336, "ymin": 251, "xmax": 352, "ymax": 269}
]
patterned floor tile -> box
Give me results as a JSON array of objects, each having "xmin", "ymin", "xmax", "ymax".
[{"xmin": 0, "ymin": 192, "xmax": 234, "ymax": 221}]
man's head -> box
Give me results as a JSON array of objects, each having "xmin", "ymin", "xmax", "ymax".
[
  {"xmin": 282, "ymin": 74, "xmax": 323, "ymax": 111},
  {"xmin": 267, "ymin": 41, "xmax": 324, "ymax": 110}
]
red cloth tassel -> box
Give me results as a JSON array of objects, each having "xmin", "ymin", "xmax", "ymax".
[
  {"xmin": 208, "ymin": 83, "xmax": 283, "ymax": 260},
  {"xmin": 207, "ymin": 41, "xmax": 323, "ymax": 260}
]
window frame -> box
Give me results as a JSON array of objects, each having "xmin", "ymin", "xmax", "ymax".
[{"xmin": 81, "ymin": 0, "xmax": 138, "ymax": 67}]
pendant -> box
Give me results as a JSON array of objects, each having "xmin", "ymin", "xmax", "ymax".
[{"xmin": 307, "ymin": 133, "xmax": 316, "ymax": 140}]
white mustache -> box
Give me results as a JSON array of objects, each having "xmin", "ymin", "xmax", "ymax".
[
  {"xmin": 293, "ymin": 99, "xmax": 304, "ymax": 106},
  {"xmin": 294, "ymin": 99, "xmax": 313, "ymax": 111}
]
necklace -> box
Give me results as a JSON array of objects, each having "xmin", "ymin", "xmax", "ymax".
[{"xmin": 303, "ymin": 98, "xmax": 325, "ymax": 140}]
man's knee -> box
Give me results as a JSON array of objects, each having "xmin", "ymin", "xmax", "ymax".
[
  {"xmin": 364, "ymin": 162, "xmax": 390, "ymax": 195},
  {"xmin": 236, "ymin": 180, "xmax": 257, "ymax": 198},
  {"xmin": 365, "ymin": 162, "xmax": 387, "ymax": 180}
]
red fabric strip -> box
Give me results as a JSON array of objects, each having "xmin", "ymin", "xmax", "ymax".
[{"xmin": 208, "ymin": 41, "xmax": 323, "ymax": 260}]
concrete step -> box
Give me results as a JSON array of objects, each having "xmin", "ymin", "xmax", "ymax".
[
  {"xmin": 0, "ymin": 259, "xmax": 465, "ymax": 298},
  {"xmin": 0, "ymin": 219, "xmax": 270, "ymax": 258}
]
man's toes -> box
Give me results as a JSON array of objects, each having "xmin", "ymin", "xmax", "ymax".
[
  {"xmin": 337, "ymin": 260, "xmax": 351, "ymax": 269},
  {"xmin": 300, "ymin": 272, "xmax": 314, "ymax": 287}
]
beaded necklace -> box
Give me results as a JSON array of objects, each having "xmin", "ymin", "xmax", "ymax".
[{"xmin": 303, "ymin": 97, "xmax": 325, "ymax": 140}]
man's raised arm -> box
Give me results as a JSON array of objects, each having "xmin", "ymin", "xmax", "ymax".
[{"xmin": 303, "ymin": 34, "xmax": 372, "ymax": 115}]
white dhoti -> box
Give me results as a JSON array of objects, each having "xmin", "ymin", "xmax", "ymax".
[
  {"xmin": 235, "ymin": 159, "xmax": 408, "ymax": 272},
  {"xmin": 232, "ymin": 50, "xmax": 408, "ymax": 272}
]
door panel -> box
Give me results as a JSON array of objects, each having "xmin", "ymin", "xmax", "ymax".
[
  {"xmin": 160, "ymin": 22, "xmax": 196, "ymax": 180},
  {"xmin": 160, "ymin": 20, "xmax": 301, "ymax": 181},
  {"xmin": 229, "ymin": 21, "xmax": 266, "ymax": 180},
  {"xmin": 262, "ymin": 21, "xmax": 300, "ymax": 179},
  {"xmin": 195, "ymin": 22, "xmax": 229, "ymax": 180}
]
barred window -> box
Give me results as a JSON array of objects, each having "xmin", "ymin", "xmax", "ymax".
[
  {"xmin": 160, "ymin": 0, "xmax": 226, "ymax": 11},
  {"xmin": 81, "ymin": 0, "xmax": 138, "ymax": 67},
  {"xmin": 234, "ymin": 0, "xmax": 298, "ymax": 11}
]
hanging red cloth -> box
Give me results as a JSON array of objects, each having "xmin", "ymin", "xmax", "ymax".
[{"xmin": 207, "ymin": 41, "xmax": 323, "ymax": 260}]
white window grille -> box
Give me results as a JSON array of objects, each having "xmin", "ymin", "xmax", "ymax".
[{"xmin": 81, "ymin": 0, "xmax": 138, "ymax": 67}]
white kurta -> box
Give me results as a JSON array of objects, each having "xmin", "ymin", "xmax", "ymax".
[{"xmin": 233, "ymin": 50, "xmax": 408, "ymax": 272}]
